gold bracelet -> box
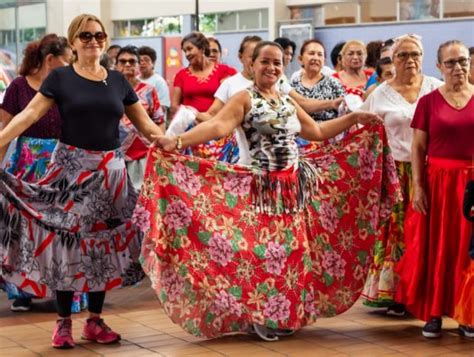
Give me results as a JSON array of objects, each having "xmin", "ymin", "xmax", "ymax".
[{"xmin": 176, "ymin": 135, "xmax": 183, "ymax": 150}]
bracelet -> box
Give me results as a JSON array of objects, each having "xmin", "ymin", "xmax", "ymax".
[{"xmin": 176, "ymin": 136, "xmax": 183, "ymax": 150}]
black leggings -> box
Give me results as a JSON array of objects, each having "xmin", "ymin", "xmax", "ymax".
[{"xmin": 56, "ymin": 291, "xmax": 106, "ymax": 318}]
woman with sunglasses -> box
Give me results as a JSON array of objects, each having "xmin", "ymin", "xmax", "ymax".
[
  {"xmin": 0, "ymin": 14, "xmax": 162, "ymax": 349},
  {"xmin": 0, "ymin": 34, "xmax": 80, "ymax": 313},
  {"xmin": 116, "ymin": 45, "xmax": 164, "ymax": 190},
  {"xmin": 360, "ymin": 35, "xmax": 442, "ymax": 316},
  {"xmin": 396, "ymin": 40, "xmax": 474, "ymax": 339}
]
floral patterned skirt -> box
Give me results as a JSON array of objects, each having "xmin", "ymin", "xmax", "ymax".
[
  {"xmin": 362, "ymin": 161, "xmax": 412, "ymax": 307},
  {"xmin": 136, "ymin": 124, "xmax": 400, "ymax": 338},
  {"xmin": 0, "ymin": 142, "xmax": 144, "ymax": 297}
]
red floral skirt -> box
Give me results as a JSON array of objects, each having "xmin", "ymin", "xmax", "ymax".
[
  {"xmin": 396, "ymin": 157, "xmax": 473, "ymax": 321},
  {"xmin": 136, "ymin": 124, "xmax": 400, "ymax": 337}
]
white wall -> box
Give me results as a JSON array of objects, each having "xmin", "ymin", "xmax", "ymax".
[{"xmin": 46, "ymin": 0, "xmax": 102, "ymax": 36}]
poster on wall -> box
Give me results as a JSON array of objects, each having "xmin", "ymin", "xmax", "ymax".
[
  {"xmin": 279, "ymin": 23, "xmax": 313, "ymax": 78},
  {"xmin": 163, "ymin": 36, "xmax": 183, "ymax": 86}
]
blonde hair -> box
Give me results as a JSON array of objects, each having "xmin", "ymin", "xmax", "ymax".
[
  {"xmin": 341, "ymin": 40, "xmax": 366, "ymax": 56},
  {"xmin": 67, "ymin": 14, "xmax": 109, "ymax": 61}
]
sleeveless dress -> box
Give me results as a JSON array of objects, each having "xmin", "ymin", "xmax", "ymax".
[{"xmin": 135, "ymin": 87, "xmax": 400, "ymax": 337}]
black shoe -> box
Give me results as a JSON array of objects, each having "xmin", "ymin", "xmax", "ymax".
[
  {"xmin": 386, "ymin": 303, "xmax": 406, "ymax": 317},
  {"xmin": 422, "ymin": 317, "xmax": 442, "ymax": 338},
  {"xmin": 10, "ymin": 298, "xmax": 32, "ymax": 312},
  {"xmin": 459, "ymin": 325, "xmax": 474, "ymax": 339}
]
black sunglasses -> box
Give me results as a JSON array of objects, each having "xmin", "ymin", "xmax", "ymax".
[
  {"xmin": 118, "ymin": 58, "xmax": 137, "ymax": 66},
  {"xmin": 78, "ymin": 31, "xmax": 107, "ymax": 43}
]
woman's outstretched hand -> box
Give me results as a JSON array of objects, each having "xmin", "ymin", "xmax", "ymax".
[
  {"xmin": 151, "ymin": 135, "xmax": 177, "ymax": 151},
  {"xmin": 351, "ymin": 111, "xmax": 383, "ymax": 125}
]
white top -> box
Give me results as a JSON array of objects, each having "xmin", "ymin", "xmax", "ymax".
[
  {"xmin": 360, "ymin": 75, "xmax": 443, "ymax": 162},
  {"xmin": 214, "ymin": 72, "xmax": 293, "ymax": 104},
  {"xmin": 139, "ymin": 72, "xmax": 171, "ymax": 108},
  {"xmin": 290, "ymin": 66, "xmax": 335, "ymax": 83}
]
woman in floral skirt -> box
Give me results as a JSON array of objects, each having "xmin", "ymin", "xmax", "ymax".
[
  {"xmin": 0, "ymin": 14, "xmax": 163, "ymax": 349},
  {"xmin": 135, "ymin": 41, "xmax": 401, "ymax": 341}
]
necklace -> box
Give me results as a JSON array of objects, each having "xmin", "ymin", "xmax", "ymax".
[
  {"xmin": 255, "ymin": 86, "xmax": 281, "ymax": 109},
  {"xmin": 80, "ymin": 65, "xmax": 108, "ymax": 86}
]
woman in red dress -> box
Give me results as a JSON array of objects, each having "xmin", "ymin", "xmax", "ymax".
[
  {"xmin": 171, "ymin": 32, "xmax": 237, "ymax": 161},
  {"xmin": 396, "ymin": 40, "xmax": 474, "ymax": 339}
]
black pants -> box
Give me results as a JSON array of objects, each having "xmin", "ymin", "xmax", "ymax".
[{"xmin": 56, "ymin": 291, "xmax": 106, "ymax": 318}]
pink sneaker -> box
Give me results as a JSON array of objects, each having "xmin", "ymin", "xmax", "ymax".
[
  {"xmin": 82, "ymin": 317, "xmax": 121, "ymax": 344},
  {"xmin": 52, "ymin": 318, "xmax": 75, "ymax": 349}
]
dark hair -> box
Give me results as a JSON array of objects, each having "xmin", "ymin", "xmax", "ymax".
[
  {"xmin": 181, "ymin": 31, "xmax": 210, "ymax": 57},
  {"xmin": 365, "ymin": 40, "xmax": 383, "ymax": 68},
  {"xmin": 107, "ymin": 44, "xmax": 121, "ymax": 53},
  {"xmin": 274, "ymin": 37, "xmax": 296, "ymax": 56},
  {"xmin": 299, "ymin": 39, "xmax": 325, "ymax": 57},
  {"xmin": 117, "ymin": 45, "xmax": 140, "ymax": 62},
  {"xmin": 138, "ymin": 46, "xmax": 157, "ymax": 64},
  {"xmin": 100, "ymin": 53, "xmax": 114, "ymax": 69},
  {"xmin": 469, "ymin": 46, "xmax": 474, "ymax": 56},
  {"xmin": 376, "ymin": 57, "xmax": 392, "ymax": 77},
  {"xmin": 238, "ymin": 35, "xmax": 262, "ymax": 55},
  {"xmin": 19, "ymin": 34, "xmax": 69, "ymax": 76},
  {"xmin": 437, "ymin": 40, "xmax": 468, "ymax": 64},
  {"xmin": 208, "ymin": 37, "xmax": 222, "ymax": 53},
  {"xmin": 252, "ymin": 41, "xmax": 283, "ymax": 62},
  {"xmin": 330, "ymin": 41, "xmax": 345, "ymax": 68}
]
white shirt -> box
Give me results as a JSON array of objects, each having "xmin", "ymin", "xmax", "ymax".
[
  {"xmin": 139, "ymin": 73, "xmax": 170, "ymax": 108},
  {"xmin": 360, "ymin": 76, "xmax": 443, "ymax": 162},
  {"xmin": 214, "ymin": 72, "xmax": 293, "ymax": 104}
]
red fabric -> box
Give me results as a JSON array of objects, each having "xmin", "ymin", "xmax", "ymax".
[
  {"xmin": 173, "ymin": 64, "xmax": 237, "ymax": 112},
  {"xmin": 332, "ymin": 69, "xmax": 372, "ymax": 98},
  {"xmin": 396, "ymin": 157, "xmax": 473, "ymax": 321},
  {"xmin": 454, "ymin": 260, "xmax": 474, "ymax": 326},
  {"xmin": 411, "ymin": 90, "xmax": 474, "ymax": 160}
]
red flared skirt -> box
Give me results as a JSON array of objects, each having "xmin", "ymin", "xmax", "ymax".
[{"xmin": 396, "ymin": 157, "xmax": 473, "ymax": 321}]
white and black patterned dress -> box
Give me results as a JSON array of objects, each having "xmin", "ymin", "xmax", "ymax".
[{"xmin": 290, "ymin": 73, "xmax": 346, "ymax": 122}]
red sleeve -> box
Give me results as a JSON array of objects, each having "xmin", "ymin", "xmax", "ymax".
[
  {"xmin": 173, "ymin": 68, "xmax": 186, "ymax": 88},
  {"xmin": 411, "ymin": 92, "xmax": 430, "ymax": 132}
]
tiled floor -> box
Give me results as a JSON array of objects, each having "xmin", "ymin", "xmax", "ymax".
[{"xmin": 0, "ymin": 280, "xmax": 472, "ymax": 356}]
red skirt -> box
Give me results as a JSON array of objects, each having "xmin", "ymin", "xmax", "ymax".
[
  {"xmin": 136, "ymin": 124, "xmax": 400, "ymax": 337},
  {"xmin": 396, "ymin": 157, "xmax": 473, "ymax": 321},
  {"xmin": 454, "ymin": 260, "xmax": 474, "ymax": 326}
]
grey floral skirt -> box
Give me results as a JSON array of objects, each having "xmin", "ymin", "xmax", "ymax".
[{"xmin": 0, "ymin": 142, "xmax": 144, "ymax": 297}]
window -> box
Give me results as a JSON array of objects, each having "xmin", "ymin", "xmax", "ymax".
[
  {"xmin": 361, "ymin": 0, "xmax": 397, "ymax": 23},
  {"xmin": 444, "ymin": 0, "xmax": 474, "ymax": 18},
  {"xmin": 217, "ymin": 12, "xmax": 237, "ymax": 32},
  {"xmin": 113, "ymin": 16, "xmax": 181, "ymax": 38},
  {"xmin": 213, "ymin": 9, "xmax": 268, "ymax": 33},
  {"xmin": 324, "ymin": 3, "xmax": 359, "ymax": 25},
  {"xmin": 239, "ymin": 10, "xmax": 260, "ymax": 30},
  {"xmin": 399, "ymin": 0, "xmax": 440, "ymax": 20}
]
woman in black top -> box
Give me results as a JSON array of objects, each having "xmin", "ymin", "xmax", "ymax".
[{"xmin": 0, "ymin": 14, "xmax": 162, "ymax": 349}]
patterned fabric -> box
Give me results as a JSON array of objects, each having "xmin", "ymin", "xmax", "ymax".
[
  {"xmin": 136, "ymin": 123, "xmax": 400, "ymax": 338},
  {"xmin": 290, "ymin": 74, "xmax": 346, "ymax": 122},
  {"xmin": 184, "ymin": 128, "xmax": 239, "ymax": 164},
  {"xmin": 0, "ymin": 143, "xmax": 144, "ymax": 297},
  {"xmin": 4, "ymin": 137, "xmax": 58, "ymax": 183},
  {"xmin": 332, "ymin": 70, "xmax": 373, "ymax": 98},
  {"xmin": 362, "ymin": 161, "xmax": 412, "ymax": 306},
  {"xmin": 238, "ymin": 87, "xmax": 300, "ymax": 171}
]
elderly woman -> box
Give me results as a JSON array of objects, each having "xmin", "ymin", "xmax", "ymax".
[
  {"xmin": 207, "ymin": 37, "xmax": 222, "ymax": 64},
  {"xmin": 135, "ymin": 41, "xmax": 399, "ymax": 341},
  {"xmin": 290, "ymin": 39, "xmax": 345, "ymax": 122},
  {"xmin": 116, "ymin": 45, "xmax": 164, "ymax": 190},
  {"xmin": 396, "ymin": 40, "xmax": 474, "ymax": 339},
  {"xmin": 333, "ymin": 40, "xmax": 373, "ymax": 98},
  {"xmin": 0, "ymin": 14, "xmax": 163, "ymax": 349},
  {"xmin": 360, "ymin": 35, "xmax": 443, "ymax": 314}
]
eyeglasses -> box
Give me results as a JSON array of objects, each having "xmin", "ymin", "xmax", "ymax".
[
  {"xmin": 442, "ymin": 57, "xmax": 470, "ymax": 69},
  {"xmin": 395, "ymin": 51, "xmax": 422, "ymax": 60},
  {"xmin": 118, "ymin": 58, "xmax": 137, "ymax": 66},
  {"xmin": 78, "ymin": 31, "xmax": 107, "ymax": 43},
  {"xmin": 378, "ymin": 57, "xmax": 392, "ymax": 65}
]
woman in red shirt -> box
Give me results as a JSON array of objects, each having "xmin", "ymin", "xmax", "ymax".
[
  {"xmin": 396, "ymin": 40, "xmax": 474, "ymax": 339},
  {"xmin": 171, "ymin": 32, "xmax": 236, "ymax": 161}
]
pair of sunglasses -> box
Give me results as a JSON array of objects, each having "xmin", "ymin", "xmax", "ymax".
[
  {"xmin": 78, "ymin": 31, "xmax": 107, "ymax": 43},
  {"xmin": 118, "ymin": 58, "xmax": 137, "ymax": 66}
]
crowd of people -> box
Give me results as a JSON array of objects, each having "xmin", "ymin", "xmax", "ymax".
[{"xmin": 0, "ymin": 12, "xmax": 472, "ymax": 350}]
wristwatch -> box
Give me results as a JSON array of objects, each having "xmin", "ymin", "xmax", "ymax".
[{"xmin": 176, "ymin": 136, "xmax": 183, "ymax": 150}]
